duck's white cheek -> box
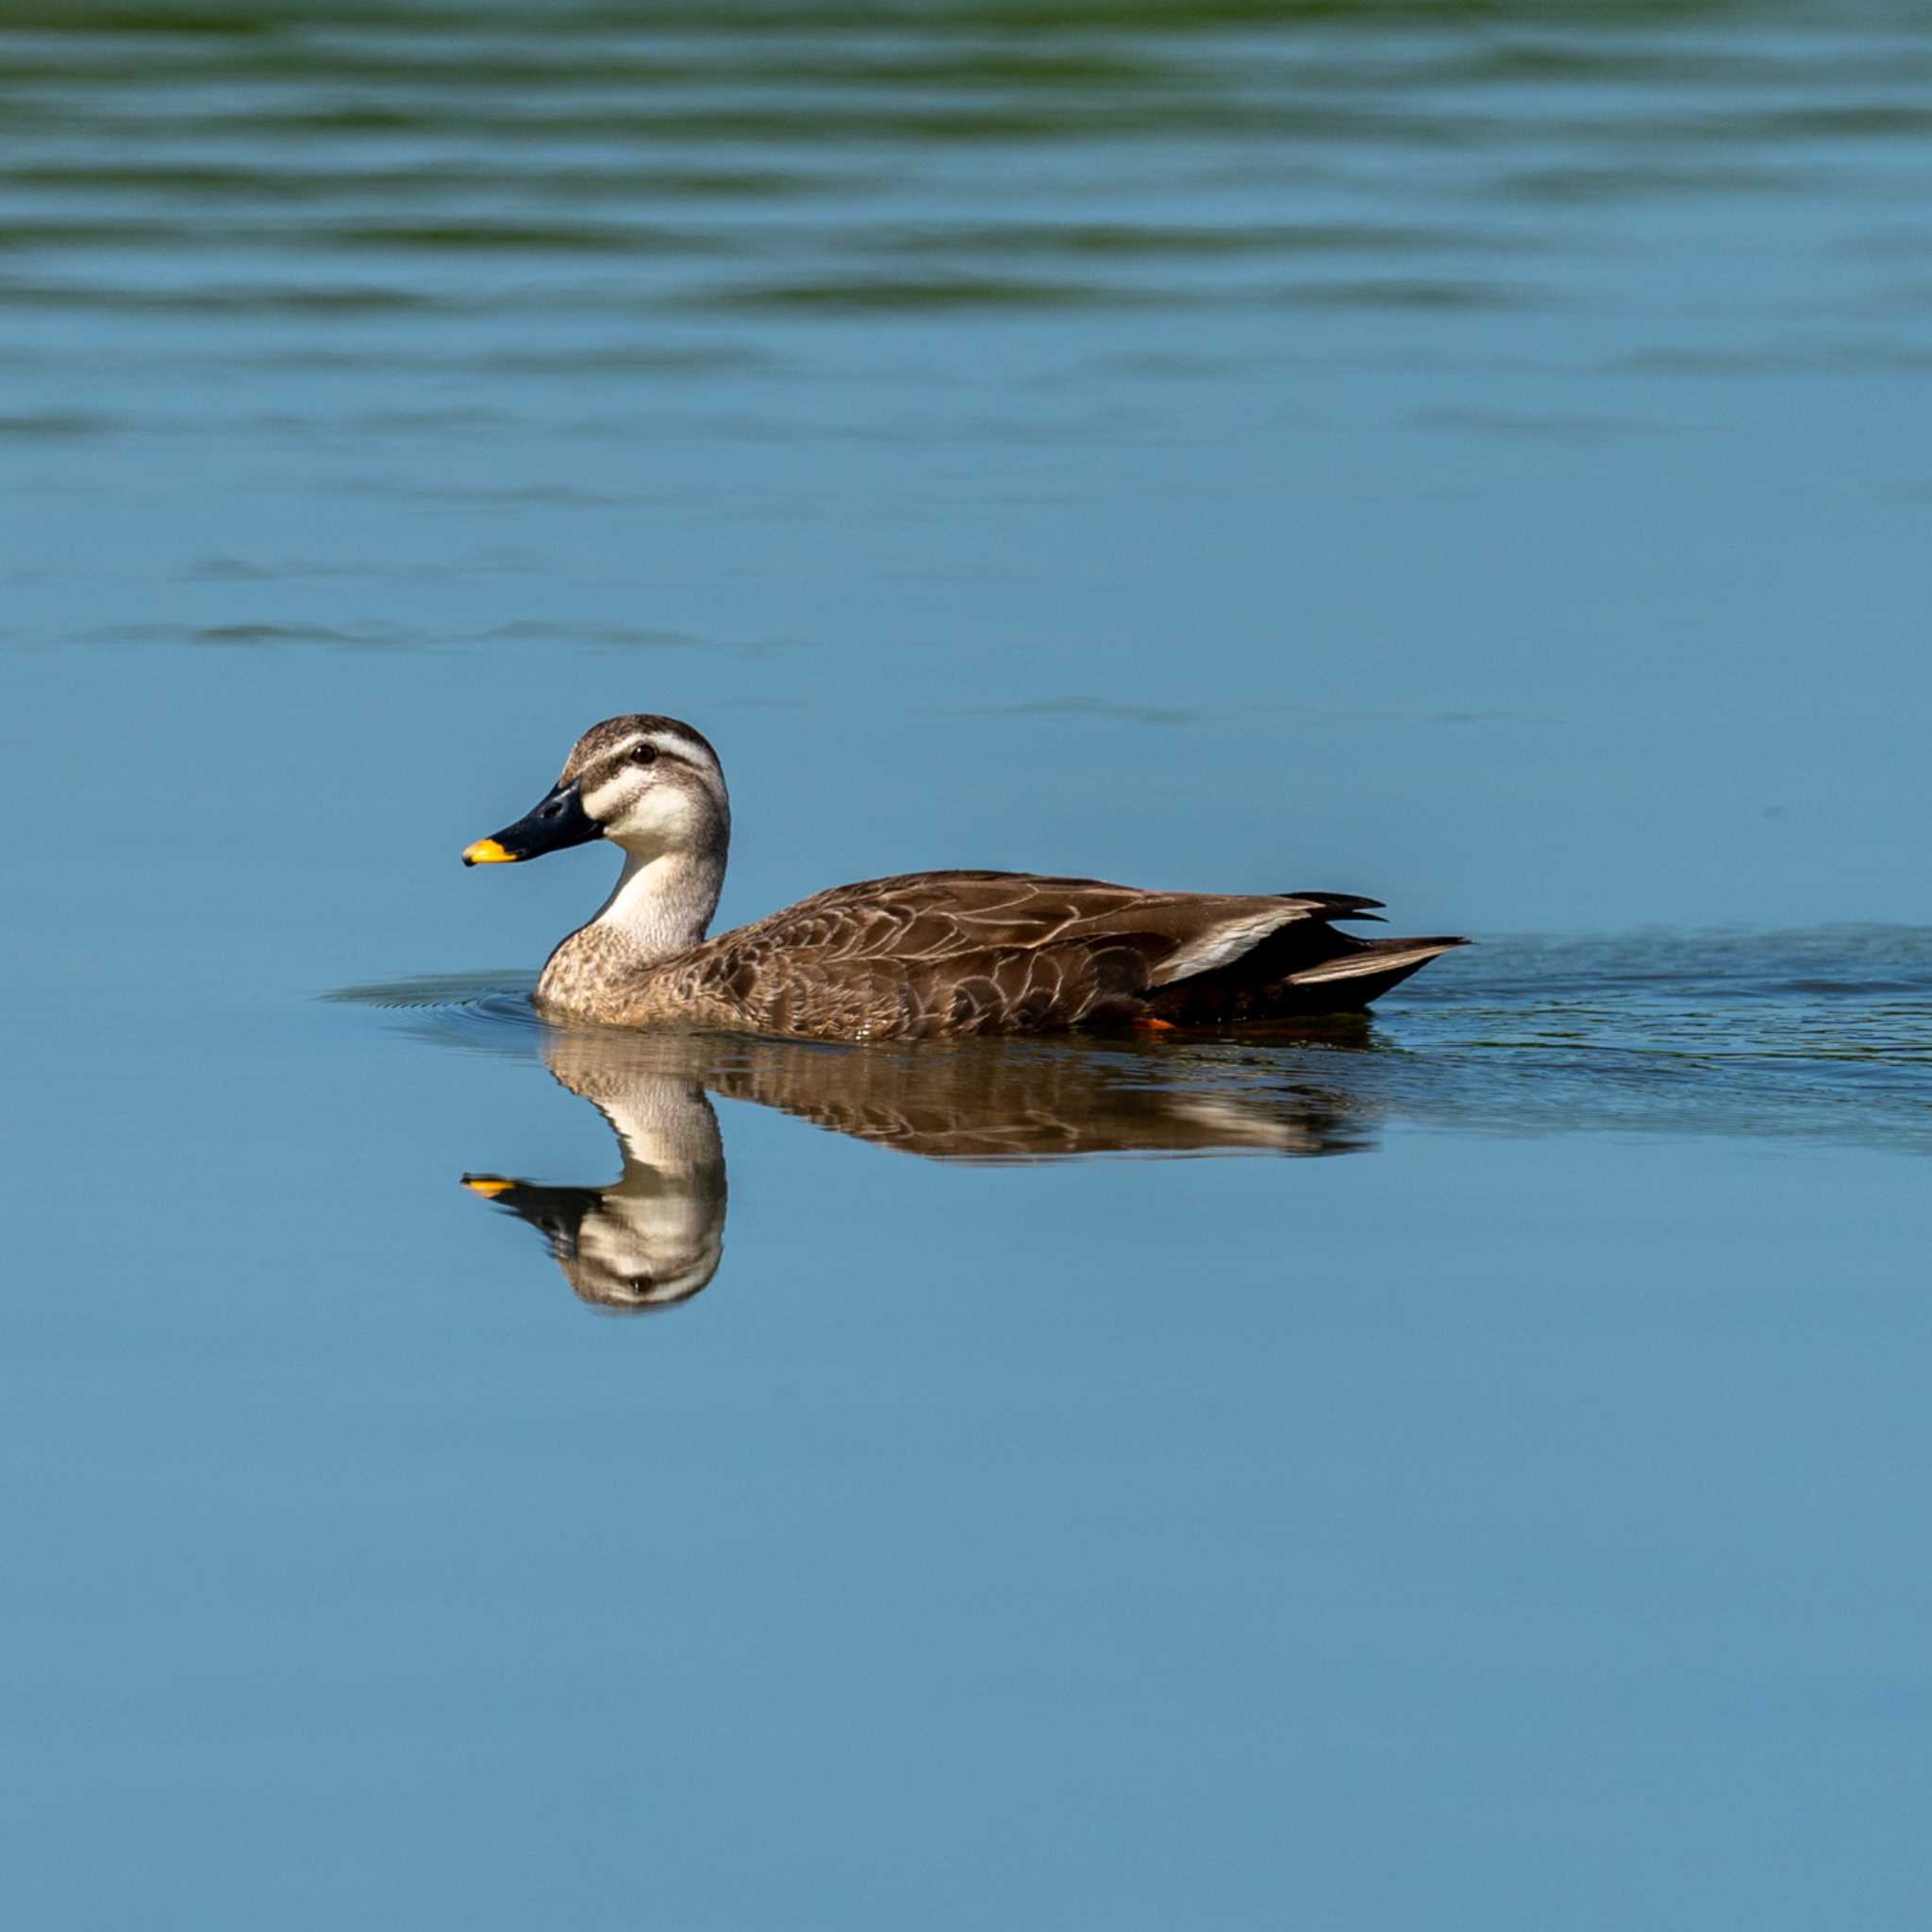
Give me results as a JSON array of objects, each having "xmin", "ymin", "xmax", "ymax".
[
  {"xmin": 607, "ymin": 786, "xmax": 694, "ymax": 852},
  {"xmin": 580, "ymin": 777, "xmax": 625, "ymax": 825}
]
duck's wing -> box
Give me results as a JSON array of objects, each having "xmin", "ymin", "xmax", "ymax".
[
  {"xmin": 724, "ymin": 870, "xmax": 1384, "ymax": 969},
  {"xmin": 680, "ymin": 871, "xmax": 1400, "ymax": 1038}
]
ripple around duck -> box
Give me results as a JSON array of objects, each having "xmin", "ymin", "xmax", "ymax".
[
  {"xmin": 325, "ymin": 926, "xmax": 1932, "ymax": 1159},
  {"xmin": 324, "ymin": 974, "xmax": 540, "ymax": 1020}
]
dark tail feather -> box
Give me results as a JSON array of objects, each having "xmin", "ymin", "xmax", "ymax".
[
  {"xmin": 1281, "ymin": 935, "xmax": 1470, "ymax": 1008},
  {"xmin": 1283, "ymin": 890, "xmax": 1387, "ymax": 923}
]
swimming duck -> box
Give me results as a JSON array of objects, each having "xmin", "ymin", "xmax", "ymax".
[{"xmin": 462, "ymin": 713, "xmax": 1466, "ymax": 1040}]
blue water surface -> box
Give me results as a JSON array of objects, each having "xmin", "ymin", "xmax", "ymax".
[{"xmin": 2, "ymin": 5, "xmax": 1928, "ymax": 1925}]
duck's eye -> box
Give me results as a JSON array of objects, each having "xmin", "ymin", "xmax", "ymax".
[{"xmin": 627, "ymin": 742, "xmax": 658, "ymax": 767}]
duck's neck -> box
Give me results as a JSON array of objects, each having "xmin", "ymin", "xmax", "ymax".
[
  {"xmin": 541, "ymin": 847, "xmax": 724, "ymax": 1010},
  {"xmin": 585, "ymin": 848, "xmax": 724, "ymax": 964}
]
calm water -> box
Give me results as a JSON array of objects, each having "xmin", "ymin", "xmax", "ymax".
[{"xmin": 5, "ymin": 5, "xmax": 1930, "ymax": 1924}]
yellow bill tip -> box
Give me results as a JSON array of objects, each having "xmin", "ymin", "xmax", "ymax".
[
  {"xmin": 462, "ymin": 838, "xmax": 517, "ymax": 866},
  {"xmin": 461, "ymin": 1175, "xmax": 515, "ymax": 1198}
]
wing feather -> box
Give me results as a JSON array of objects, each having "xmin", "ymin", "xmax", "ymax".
[{"xmin": 662, "ymin": 870, "xmax": 1405, "ymax": 1040}]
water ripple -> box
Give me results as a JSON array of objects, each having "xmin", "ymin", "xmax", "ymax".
[{"xmin": 329, "ymin": 926, "xmax": 1932, "ymax": 1158}]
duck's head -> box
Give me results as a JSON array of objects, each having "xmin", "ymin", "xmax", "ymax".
[{"xmin": 462, "ymin": 713, "xmax": 729, "ymax": 868}]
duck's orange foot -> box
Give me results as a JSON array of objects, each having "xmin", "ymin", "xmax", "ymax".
[{"xmin": 1131, "ymin": 1014, "xmax": 1177, "ymax": 1032}]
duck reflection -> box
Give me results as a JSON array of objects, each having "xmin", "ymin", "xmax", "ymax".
[
  {"xmin": 463, "ymin": 1029, "xmax": 727, "ymax": 1313},
  {"xmin": 461, "ymin": 1021, "xmax": 1381, "ymax": 1314}
]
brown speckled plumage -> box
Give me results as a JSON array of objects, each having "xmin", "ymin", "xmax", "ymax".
[
  {"xmin": 465, "ymin": 713, "xmax": 1468, "ymax": 1041},
  {"xmin": 548, "ymin": 869, "xmax": 1463, "ymax": 1039}
]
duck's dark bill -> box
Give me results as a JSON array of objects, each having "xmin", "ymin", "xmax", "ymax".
[{"xmin": 461, "ymin": 780, "xmax": 599, "ymax": 866}]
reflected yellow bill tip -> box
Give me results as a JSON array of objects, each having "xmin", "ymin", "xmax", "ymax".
[
  {"xmin": 462, "ymin": 1176, "xmax": 514, "ymax": 1198},
  {"xmin": 462, "ymin": 838, "xmax": 517, "ymax": 866}
]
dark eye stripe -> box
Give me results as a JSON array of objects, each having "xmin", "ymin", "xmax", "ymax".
[{"xmin": 591, "ymin": 740, "xmax": 693, "ymax": 782}]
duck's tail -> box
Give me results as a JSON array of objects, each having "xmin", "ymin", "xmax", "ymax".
[
  {"xmin": 1141, "ymin": 915, "xmax": 1470, "ymax": 1024},
  {"xmin": 1279, "ymin": 934, "xmax": 1470, "ymax": 1008}
]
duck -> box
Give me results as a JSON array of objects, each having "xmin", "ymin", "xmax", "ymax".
[{"xmin": 461, "ymin": 713, "xmax": 1467, "ymax": 1041}]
